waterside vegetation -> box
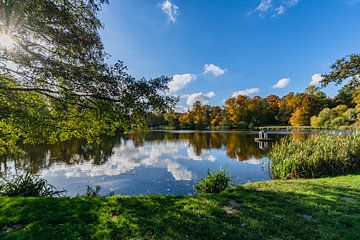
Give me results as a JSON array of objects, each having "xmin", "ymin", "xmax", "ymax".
[
  {"xmin": 194, "ymin": 169, "xmax": 232, "ymax": 194},
  {"xmin": 0, "ymin": 173, "xmax": 65, "ymax": 197},
  {"xmin": 269, "ymin": 134, "xmax": 360, "ymax": 179}
]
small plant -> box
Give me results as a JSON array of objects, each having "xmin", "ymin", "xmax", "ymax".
[
  {"xmin": 0, "ymin": 173, "xmax": 65, "ymax": 197},
  {"xmin": 194, "ymin": 169, "xmax": 232, "ymax": 194},
  {"xmin": 85, "ymin": 185, "xmax": 101, "ymax": 196}
]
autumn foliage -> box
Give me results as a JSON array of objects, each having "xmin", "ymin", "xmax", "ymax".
[{"xmin": 157, "ymin": 86, "xmax": 340, "ymax": 129}]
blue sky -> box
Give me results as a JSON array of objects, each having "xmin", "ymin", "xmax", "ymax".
[{"xmin": 98, "ymin": 0, "xmax": 360, "ymax": 110}]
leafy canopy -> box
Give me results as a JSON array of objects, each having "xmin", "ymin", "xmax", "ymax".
[
  {"xmin": 0, "ymin": 0, "xmax": 177, "ymax": 151},
  {"xmin": 0, "ymin": 0, "xmax": 176, "ymax": 111}
]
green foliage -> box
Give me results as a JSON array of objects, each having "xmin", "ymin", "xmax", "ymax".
[
  {"xmin": 310, "ymin": 105, "xmax": 358, "ymax": 129},
  {"xmin": 0, "ymin": 77, "xmax": 130, "ymax": 150},
  {"xmin": 335, "ymin": 83, "xmax": 357, "ymax": 107},
  {"xmin": 0, "ymin": 136, "xmax": 22, "ymax": 156},
  {"xmin": 321, "ymin": 54, "xmax": 360, "ymax": 125},
  {"xmin": 194, "ymin": 169, "xmax": 231, "ymax": 193},
  {"xmin": 322, "ymin": 54, "xmax": 360, "ymax": 87},
  {"xmin": 354, "ymin": 86, "xmax": 360, "ymax": 113},
  {"xmin": 0, "ymin": 0, "xmax": 176, "ymax": 154},
  {"xmin": 269, "ymin": 134, "xmax": 360, "ymax": 179},
  {"xmin": 146, "ymin": 113, "xmax": 167, "ymax": 128},
  {"xmin": 0, "ymin": 173, "xmax": 65, "ymax": 197}
]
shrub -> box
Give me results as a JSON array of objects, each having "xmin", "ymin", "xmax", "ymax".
[
  {"xmin": 269, "ymin": 134, "xmax": 360, "ymax": 179},
  {"xmin": 0, "ymin": 173, "xmax": 65, "ymax": 197},
  {"xmin": 194, "ymin": 169, "xmax": 231, "ymax": 193}
]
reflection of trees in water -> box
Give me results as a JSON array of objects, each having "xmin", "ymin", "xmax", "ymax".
[
  {"xmin": 128, "ymin": 131, "xmax": 270, "ymax": 161},
  {"xmin": 0, "ymin": 135, "xmax": 121, "ymax": 174},
  {"xmin": 257, "ymin": 141, "xmax": 269, "ymax": 150},
  {"xmin": 0, "ymin": 131, "xmax": 289, "ymax": 174},
  {"xmin": 289, "ymin": 132, "xmax": 308, "ymax": 142}
]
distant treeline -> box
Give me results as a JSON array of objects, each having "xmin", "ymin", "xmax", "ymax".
[{"xmin": 148, "ymin": 75, "xmax": 360, "ymax": 130}]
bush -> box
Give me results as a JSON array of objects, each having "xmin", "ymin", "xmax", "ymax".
[
  {"xmin": 269, "ymin": 134, "xmax": 360, "ymax": 179},
  {"xmin": 194, "ymin": 169, "xmax": 231, "ymax": 193},
  {"xmin": 0, "ymin": 173, "xmax": 65, "ymax": 197}
]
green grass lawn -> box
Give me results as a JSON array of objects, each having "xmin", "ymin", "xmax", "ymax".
[{"xmin": 1, "ymin": 174, "xmax": 359, "ymax": 240}]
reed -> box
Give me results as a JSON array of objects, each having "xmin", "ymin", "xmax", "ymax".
[{"xmin": 269, "ymin": 134, "xmax": 360, "ymax": 179}]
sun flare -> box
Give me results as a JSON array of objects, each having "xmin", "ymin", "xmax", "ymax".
[{"xmin": 0, "ymin": 33, "xmax": 15, "ymax": 48}]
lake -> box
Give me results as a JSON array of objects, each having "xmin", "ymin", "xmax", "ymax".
[{"xmin": 0, "ymin": 130, "xmax": 316, "ymax": 196}]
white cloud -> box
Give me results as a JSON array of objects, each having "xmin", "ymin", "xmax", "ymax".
[
  {"xmin": 254, "ymin": 0, "xmax": 299, "ymax": 17},
  {"xmin": 256, "ymin": 0, "xmax": 273, "ymax": 14},
  {"xmin": 309, "ymin": 73, "xmax": 324, "ymax": 86},
  {"xmin": 275, "ymin": 5, "xmax": 285, "ymax": 15},
  {"xmin": 168, "ymin": 73, "xmax": 196, "ymax": 93},
  {"xmin": 161, "ymin": 0, "xmax": 179, "ymax": 23},
  {"xmin": 232, "ymin": 88, "xmax": 260, "ymax": 97},
  {"xmin": 272, "ymin": 78, "xmax": 290, "ymax": 88},
  {"xmin": 203, "ymin": 64, "xmax": 226, "ymax": 77},
  {"xmin": 186, "ymin": 91, "xmax": 215, "ymax": 105}
]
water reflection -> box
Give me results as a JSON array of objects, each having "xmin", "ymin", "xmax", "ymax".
[
  {"xmin": 0, "ymin": 130, "xmax": 298, "ymax": 196},
  {"xmin": 142, "ymin": 130, "xmax": 276, "ymax": 160},
  {"xmin": 257, "ymin": 141, "xmax": 269, "ymax": 150},
  {"xmin": 39, "ymin": 141, "xmax": 195, "ymax": 180}
]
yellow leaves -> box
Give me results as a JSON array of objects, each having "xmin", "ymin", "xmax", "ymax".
[
  {"xmin": 353, "ymin": 87, "xmax": 360, "ymax": 113},
  {"xmin": 332, "ymin": 104, "xmax": 348, "ymax": 113},
  {"xmin": 310, "ymin": 116, "xmax": 320, "ymax": 128},
  {"xmin": 289, "ymin": 106, "xmax": 311, "ymax": 126}
]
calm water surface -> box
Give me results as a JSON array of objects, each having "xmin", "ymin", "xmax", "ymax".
[{"xmin": 0, "ymin": 130, "xmax": 315, "ymax": 196}]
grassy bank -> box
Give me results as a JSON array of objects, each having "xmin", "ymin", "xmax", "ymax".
[{"xmin": 1, "ymin": 174, "xmax": 359, "ymax": 240}]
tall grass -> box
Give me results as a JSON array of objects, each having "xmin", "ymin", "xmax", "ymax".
[
  {"xmin": 0, "ymin": 173, "xmax": 65, "ymax": 197},
  {"xmin": 269, "ymin": 134, "xmax": 360, "ymax": 179}
]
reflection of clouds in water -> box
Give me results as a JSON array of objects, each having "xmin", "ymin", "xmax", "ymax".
[
  {"xmin": 3, "ymin": 139, "xmax": 220, "ymax": 182},
  {"xmin": 242, "ymin": 157, "xmax": 263, "ymax": 165},
  {"xmin": 166, "ymin": 161, "xmax": 192, "ymax": 180},
  {"xmin": 40, "ymin": 140, "xmax": 196, "ymax": 181},
  {"xmin": 141, "ymin": 141, "xmax": 181, "ymax": 166},
  {"xmin": 187, "ymin": 148, "xmax": 216, "ymax": 161}
]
